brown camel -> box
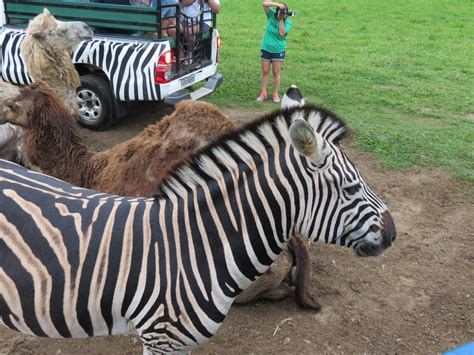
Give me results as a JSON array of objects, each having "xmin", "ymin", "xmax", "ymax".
[
  {"xmin": 0, "ymin": 81, "xmax": 24, "ymax": 163},
  {"xmin": 0, "ymin": 81, "xmax": 319, "ymax": 311},
  {"xmin": 0, "ymin": 8, "xmax": 93, "ymax": 164},
  {"xmin": 20, "ymin": 8, "xmax": 93, "ymax": 115},
  {"xmin": 0, "ymin": 121, "xmax": 23, "ymax": 164}
]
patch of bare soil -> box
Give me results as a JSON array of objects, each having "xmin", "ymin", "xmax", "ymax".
[{"xmin": 1, "ymin": 103, "xmax": 472, "ymax": 354}]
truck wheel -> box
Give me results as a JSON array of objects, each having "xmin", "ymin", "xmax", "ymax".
[{"xmin": 77, "ymin": 74, "xmax": 114, "ymax": 130}]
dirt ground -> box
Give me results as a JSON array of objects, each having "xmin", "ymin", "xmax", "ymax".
[{"xmin": 0, "ymin": 102, "xmax": 472, "ymax": 354}]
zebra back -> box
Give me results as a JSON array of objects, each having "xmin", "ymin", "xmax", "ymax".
[{"xmin": 0, "ymin": 104, "xmax": 395, "ymax": 353}]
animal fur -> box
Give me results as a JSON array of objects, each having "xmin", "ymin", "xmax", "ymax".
[
  {"xmin": 0, "ymin": 121, "xmax": 23, "ymax": 164},
  {"xmin": 2, "ymin": 81, "xmax": 319, "ymax": 311},
  {"xmin": 3, "ymin": 82, "xmax": 235, "ymax": 196},
  {"xmin": 0, "ymin": 81, "xmax": 22, "ymax": 163},
  {"xmin": 0, "ymin": 9, "xmax": 92, "ymax": 163},
  {"xmin": 22, "ymin": 12, "xmax": 80, "ymax": 90},
  {"xmin": 20, "ymin": 8, "xmax": 93, "ymax": 115}
]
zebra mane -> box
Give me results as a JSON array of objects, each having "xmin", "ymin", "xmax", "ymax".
[{"xmin": 159, "ymin": 104, "xmax": 349, "ymax": 197}]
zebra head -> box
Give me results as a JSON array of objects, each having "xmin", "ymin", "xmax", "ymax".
[{"xmin": 287, "ymin": 106, "xmax": 396, "ymax": 257}]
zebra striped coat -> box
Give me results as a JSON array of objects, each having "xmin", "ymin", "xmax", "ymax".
[
  {"xmin": 0, "ymin": 105, "xmax": 396, "ymax": 353},
  {"xmin": 0, "ymin": 30, "xmax": 167, "ymax": 101}
]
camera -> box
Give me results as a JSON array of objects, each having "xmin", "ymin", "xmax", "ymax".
[{"xmin": 277, "ymin": 8, "xmax": 295, "ymax": 18}]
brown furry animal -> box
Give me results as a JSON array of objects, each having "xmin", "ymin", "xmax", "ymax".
[
  {"xmin": 0, "ymin": 82, "xmax": 22, "ymax": 163},
  {"xmin": 0, "ymin": 120, "xmax": 23, "ymax": 164},
  {"xmin": 0, "ymin": 81, "xmax": 319, "ymax": 311},
  {"xmin": 0, "ymin": 9, "xmax": 92, "ymax": 163},
  {"xmin": 0, "ymin": 81, "xmax": 236, "ymax": 196},
  {"xmin": 20, "ymin": 8, "xmax": 93, "ymax": 115}
]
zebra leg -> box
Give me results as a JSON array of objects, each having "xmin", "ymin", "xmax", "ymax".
[
  {"xmin": 141, "ymin": 338, "xmax": 192, "ymax": 355},
  {"xmin": 234, "ymin": 248, "xmax": 293, "ymax": 304},
  {"xmin": 143, "ymin": 346, "xmax": 191, "ymax": 355},
  {"xmin": 253, "ymin": 283, "xmax": 295, "ymax": 301},
  {"xmin": 288, "ymin": 235, "xmax": 321, "ymax": 311},
  {"xmin": 138, "ymin": 322, "xmax": 197, "ymax": 355}
]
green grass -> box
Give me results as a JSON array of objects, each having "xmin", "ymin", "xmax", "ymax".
[{"xmin": 208, "ymin": 0, "xmax": 474, "ymax": 182}]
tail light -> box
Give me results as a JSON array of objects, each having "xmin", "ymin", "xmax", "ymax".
[
  {"xmin": 216, "ymin": 36, "xmax": 221, "ymax": 63},
  {"xmin": 155, "ymin": 50, "xmax": 173, "ymax": 84}
]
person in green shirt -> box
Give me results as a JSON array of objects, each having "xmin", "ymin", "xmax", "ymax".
[{"xmin": 257, "ymin": 2, "xmax": 292, "ymax": 103}]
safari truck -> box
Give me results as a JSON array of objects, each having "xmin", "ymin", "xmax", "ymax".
[{"xmin": 0, "ymin": 0, "xmax": 222, "ymax": 129}]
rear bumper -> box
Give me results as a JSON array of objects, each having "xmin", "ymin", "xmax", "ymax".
[
  {"xmin": 157, "ymin": 62, "xmax": 218, "ymax": 100},
  {"xmin": 164, "ymin": 72, "xmax": 223, "ymax": 105}
]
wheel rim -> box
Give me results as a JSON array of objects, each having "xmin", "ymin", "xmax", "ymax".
[{"xmin": 77, "ymin": 88, "xmax": 102, "ymax": 123}]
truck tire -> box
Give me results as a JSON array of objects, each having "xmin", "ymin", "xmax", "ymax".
[{"xmin": 76, "ymin": 74, "xmax": 114, "ymax": 130}]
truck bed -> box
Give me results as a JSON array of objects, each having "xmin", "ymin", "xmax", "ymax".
[{"xmin": 5, "ymin": 0, "xmax": 164, "ymax": 36}]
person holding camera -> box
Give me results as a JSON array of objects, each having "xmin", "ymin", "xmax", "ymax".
[{"xmin": 257, "ymin": 2, "xmax": 292, "ymax": 103}]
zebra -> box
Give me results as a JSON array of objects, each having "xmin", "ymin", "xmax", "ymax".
[{"xmin": 0, "ymin": 104, "xmax": 396, "ymax": 354}]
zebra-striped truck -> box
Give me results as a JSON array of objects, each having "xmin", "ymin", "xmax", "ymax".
[{"xmin": 0, "ymin": 0, "xmax": 222, "ymax": 129}]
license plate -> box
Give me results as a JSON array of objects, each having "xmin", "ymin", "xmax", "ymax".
[{"xmin": 180, "ymin": 74, "xmax": 196, "ymax": 87}]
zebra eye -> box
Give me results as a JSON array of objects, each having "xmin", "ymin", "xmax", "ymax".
[{"xmin": 344, "ymin": 183, "xmax": 361, "ymax": 195}]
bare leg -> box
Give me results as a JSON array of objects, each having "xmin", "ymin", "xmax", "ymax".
[
  {"xmin": 260, "ymin": 59, "xmax": 270, "ymax": 96},
  {"xmin": 271, "ymin": 60, "xmax": 282, "ymax": 97},
  {"xmin": 167, "ymin": 18, "xmax": 177, "ymax": 38},
  {"xmin": 180, "ymin": 23, "xmax": 198, "ymax": 63},
  {"xmin": 161, "ymin": 18, "xmax": 177, "ymax": 38}
]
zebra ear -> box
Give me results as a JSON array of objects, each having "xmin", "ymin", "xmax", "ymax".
[{"xmin": 289, "ymin": 119, "xmax": 330, "ymax": 165}]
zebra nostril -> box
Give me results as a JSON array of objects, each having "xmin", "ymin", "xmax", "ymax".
[{"xmin": 369, "ymin": 224, "xmax": 379, "ymax": 233}]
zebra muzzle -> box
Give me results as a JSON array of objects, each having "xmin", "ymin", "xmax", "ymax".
[{"xmin": 381, "ymin": 210, "xmax": 396, "ymax": 247}]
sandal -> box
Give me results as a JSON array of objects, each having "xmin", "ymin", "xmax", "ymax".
[
  {"xmin": 256, "ymin": 93, "xmax": 268, "ymax": 102},
  {"xmin": 272, "ymin": 93, "xmax": 281, "ymax": 103}
]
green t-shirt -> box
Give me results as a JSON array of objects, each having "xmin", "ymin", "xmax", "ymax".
[{"xmin": 261, "ymin": 8, "xmax": 292, "ymax": 53}]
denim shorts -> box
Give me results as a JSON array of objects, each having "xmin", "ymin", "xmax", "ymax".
[
  {"xmin": 260, "ymin": 49, "xmax": 285, "ymax": 62},
  {"xmin": 156, "ymin": 0, "xmax": 178, "ymax": 18}
]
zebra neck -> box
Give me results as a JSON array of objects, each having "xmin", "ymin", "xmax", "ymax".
[{"xmin": 158, "ymin": 118, "xmax": 310, "ymax": 299}]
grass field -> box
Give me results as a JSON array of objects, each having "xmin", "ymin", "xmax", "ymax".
[{"xmin": 208, "ymin": 0, "xmax": 474, "ymax": 181}]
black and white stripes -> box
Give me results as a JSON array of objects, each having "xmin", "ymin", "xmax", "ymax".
[
  {"xmin": 0, "ymin": 30, "xmax": 31, "ymax": 85},
  {"xmin": 0, "ymin": 105, "xmax": 395, "ymax": 353},
  {"xmin": 1, "ymin": 30, "xmax": 168, "ymax": 101},
  {"xmin": 73, "ymin": 38, "xmax": 167, "ymax": 101}
]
